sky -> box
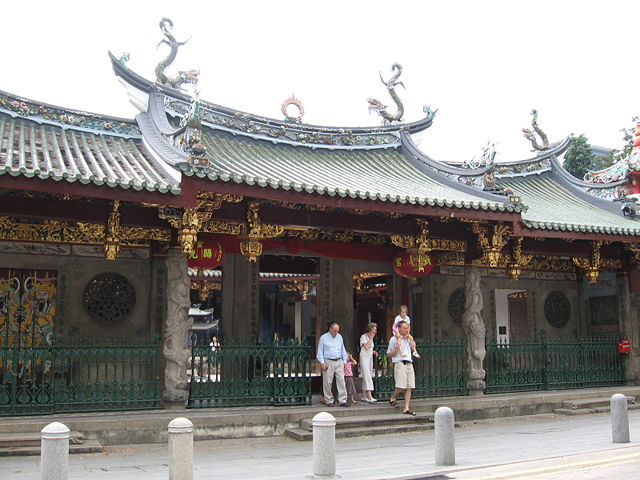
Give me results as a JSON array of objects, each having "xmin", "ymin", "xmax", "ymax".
[{"xmin": 2, "ymin": 0, "xmax": 639, "ymax": 162}]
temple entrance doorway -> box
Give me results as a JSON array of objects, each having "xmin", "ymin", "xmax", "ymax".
[
  {"xmin": 495, "ymin": 289, "xmax": 529, "ymax": 343},
  {"xmin": 259, "ymin": 254, "xmax": 318, "ymax": 345},
  {"xmin": 354, "ymin": 273, "xmax": 392, "ymax": 351}
]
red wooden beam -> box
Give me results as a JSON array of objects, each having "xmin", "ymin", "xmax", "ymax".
[
  {"xmin": 0, "ymin": 176, "xmax": 189, "ymax": 207},
  {"xmin": 186, "ymin": 177, "xmax": 522, "ymax": 223}
]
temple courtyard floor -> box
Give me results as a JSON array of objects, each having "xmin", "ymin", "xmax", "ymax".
[{"xmin": 2, "ymin": 387, "xmax": 640, "ymax": 479}]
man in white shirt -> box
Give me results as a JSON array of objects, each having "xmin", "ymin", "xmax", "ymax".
[
  {"xmin": 387, "ymin": 320, "xmax": 417, "ymax": 415},
  {"xmin": 316, "ymin": 322, "xmax": 349, "ymax": 407}
]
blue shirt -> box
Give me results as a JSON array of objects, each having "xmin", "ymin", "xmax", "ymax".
[
  {"xmin": 387, "ymin": 336, "xmax": 412, "ymax": 363},
  {"xmin": 316, "ymin": 332, "xmax": 348, "ymax": 364}
]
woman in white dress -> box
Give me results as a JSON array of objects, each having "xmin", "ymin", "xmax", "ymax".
[{"xmin": 359, "ymin": 322, "xmax": 378, "ymax": 402}]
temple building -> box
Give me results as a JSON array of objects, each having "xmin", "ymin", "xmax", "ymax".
[{"xmin": 1, "ymin": 19, "xmax": 640, "ymax": 414}]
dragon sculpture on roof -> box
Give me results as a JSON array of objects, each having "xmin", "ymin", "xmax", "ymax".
[
  {"xmin": 368, "ymin": 63, "xmax": 405, "ymax": 124},
  {"xmin": 584, "ymin": 123, "xmax": 640, "ymax": 185},
  {"xmin": 522, "ymin": 109, "xmax": 549, "ymax": 151},
  {"xmin": 155, "ymin": 18, "xmax": 200, "ymax": 91}
]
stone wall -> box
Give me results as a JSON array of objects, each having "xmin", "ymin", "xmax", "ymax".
[
  {"xmin": 0, "ymin": 242, "xmax": 156, "ymax": 340},
  {"xmin": 420, "ymin": 266, "xmax": 582, "ymax": 342}
]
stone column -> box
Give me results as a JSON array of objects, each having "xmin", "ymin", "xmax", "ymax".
[
  {"xmin": 630, "ymin": 292, "xmax": 640, "ymax": 385},
  {"xmin": 221, "ymin": 254, "xmax": 259, "ymax": 339},
  {"xmin": 462, "ymin": 267, "xmax": 486, "ymax": 395},
  {"xmin": 162, "ymin": 248, "xmax": 192, "ymax": 407},
  {"xmin": 619, "ymin": 275, "xmax": 637, "ymax": 384},
  {"xmin": 329, "ymin": 258, "xmax": 355, "ymax": 352},
  {"xmin": 41, "ymin": 422, "xmax": 69, "ymax": 480}
]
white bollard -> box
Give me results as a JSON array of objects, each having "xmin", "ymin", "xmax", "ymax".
[
  {"xmin": 611, "ymin": 393, "xmax": 630, "ymax": 443},
  {"xmin": 435, "ymin": 406, "xmax": 455, "ymax": 466},
  {"xmin": 310, "ymin": 412, "xmax": 340, "ymax": 479},
  {"xmin": 41, "ymin": 422, "xmax": 70, "ymax": 480},
  {"xmin": 168, "ymin": 417, "xmax": 194, "ymax": 480}
]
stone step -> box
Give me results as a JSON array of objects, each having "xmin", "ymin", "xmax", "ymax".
[
  {"xmin": 300, "ymin": 412, "xmax": 434, "ymax": 431},
  {"xmin": 285, "ymin": 422, "xmax": 437, "ymax": 441},
  {"xmin": 0, "ymin": 439, "xmax": 103, "ymax": 457},
  {"xmin": 0, "ymin": 431, "xmax": 85, "ymax": 447},
  {"xmin": 560, "ymin": 395, "xmax": 636, "ymax": 410},
  {"xmin": 554, "ymin": 403, "xmax": 640, "ymax": 416}
]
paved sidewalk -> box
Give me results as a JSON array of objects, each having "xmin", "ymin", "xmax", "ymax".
[{"xmin": 2, "ymin": 410, "xmax": 639, "ymax": 479}]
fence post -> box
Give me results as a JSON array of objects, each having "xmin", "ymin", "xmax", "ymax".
[
  {"xmin": 611, "ymin": 393, "xmax": 630, "ymax": 443},
  {"xmin": 41, "ymin": 422, "xmax": 69, "ymax": 480},
  {"xmin": 435, "ymin": 406, "xmax": 455, "ymax": 466},
  {"xmin": 310, "ymin": 412, "xmax": 338, "ymax": 479},
  {"xmin": 168, "ymin": 417, "xmax": 194, "ymax": 480}
]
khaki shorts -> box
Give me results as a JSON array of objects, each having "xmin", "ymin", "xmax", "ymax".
[{"xmin": 393, "ymin": 362, "xmax": 415, "ymax": 389}]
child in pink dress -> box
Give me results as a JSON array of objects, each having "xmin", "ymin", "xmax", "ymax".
[
  {"xmin": 344, "ymin": 353, "xmax": 358, "ymax": 404},
  {"xmin": 393, "ymin": 305, "xmax": 420, "ymax": 358}
]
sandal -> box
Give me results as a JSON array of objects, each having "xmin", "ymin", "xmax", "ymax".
[
  {"xmin": 403, "ymin": 409, "xmax": 416, "ymax": 416},
  {"xmin": 389, "ymin": 399, "xmax": 399, "ymax": 408}
]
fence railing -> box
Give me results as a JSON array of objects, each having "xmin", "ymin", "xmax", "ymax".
[
  {"xmin": 485, "ymin": 336, "xmax": 625, "ymax": 394},
  {"xmin": 188, "ymin": 338, "xmax": 312, "ymax": 408},
  {"xmin": 372, "ymin": 339, "xmax": 467, "ymax": 400},
  {"xmin": 0, "ymin": 338, "xmax": 161, "ymax": 416}
]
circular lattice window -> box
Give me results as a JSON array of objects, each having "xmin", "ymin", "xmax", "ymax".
[
  {"xmin": 448, "ymin": 288, "xmax": 466, "ymax": 326},
  {"xmin": 544, "ymin": 291, "xmax": 570, "ymax": 328},
  {"xmin": 83, "ymin": 272, "xmax": 136, "ymax": 325}
]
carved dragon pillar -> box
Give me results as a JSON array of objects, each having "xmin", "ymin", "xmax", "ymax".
[
  {"xmin": 162, "ymin": 247, "xmax": 192, "ymax": 406},
  {"xmin": 462, "ymin": 267, "xmax": 486, "ymax": 395}
]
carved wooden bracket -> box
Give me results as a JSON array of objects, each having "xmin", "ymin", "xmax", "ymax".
[
  {"xmin": 472, "ymin": 222, "xmax": 511, "ymax": 268},
  {"xmin": 572, "ymin": 240, "xmax": 602, "ymax": 284},
  {"xmin": 506, "ymin": 236, "xmax": 532, "ymax": 280},
  {"xmin": 103, "ymin": 200, "xmax": 121, "ymax": 260}
]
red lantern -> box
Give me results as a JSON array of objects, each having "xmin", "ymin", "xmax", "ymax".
[
  {"xmin": 187, "ymin": 239, "xmax": 224, "ymax": 269},
  {"xmin": 392, "ymin": 251, "xmax": 435, "ymax": 278}
]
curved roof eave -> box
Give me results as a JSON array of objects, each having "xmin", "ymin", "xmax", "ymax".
[
  {"xmin": 109, "ymin": 52, "xmax": 435, "ymax": 138},
  {"xmin": 550, "ymin": 154, "xmax": 628, "ymax": 190},
  {"xmin": 398, "ymin": 131, "xmax": 518, "ymax": 209},
  {"xmin": 548, "ymin": 156, "xmax": 626, "ymax": 216},
  {"xmin": 400, "ymin": 131, "xmax": 494, "ymax": 176}
]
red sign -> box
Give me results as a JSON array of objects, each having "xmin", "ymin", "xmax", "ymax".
[
  {"xmin": 618, "ymin": 339, "xmax": 631, "ymax": 354},
  {"xmin": 392, "ymin": 252, "xmax": 435, "ymax": 278},
  {"xmin": 187, "ymin": 240, "xmax": 224, "ymax": 269}
]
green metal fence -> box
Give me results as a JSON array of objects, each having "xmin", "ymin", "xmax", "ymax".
[
  {"xmin": 485, "ymin": 336, "xmax": 625, "ymax": 394},
  {"xmin": 188, "ymin": 338, "xmax": 312, "ymax": 408},
  {"xmin": 0, "ymin": 338, "xmax": 161, "ymax": 416},
  {"xmin": 372, "ymin": 339, "xmax": 467, "ymax": 400}
]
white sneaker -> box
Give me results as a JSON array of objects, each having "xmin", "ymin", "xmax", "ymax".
[{"xmin": 369, "ymin": 398, "xmax": 377, "ymax": 403}]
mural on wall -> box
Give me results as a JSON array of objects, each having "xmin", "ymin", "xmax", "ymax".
[{"xmin": 0, "ymin": 269, "xmax": 56, "ymax": 347}]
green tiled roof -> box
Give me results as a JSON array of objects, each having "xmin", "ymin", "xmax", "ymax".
[
  {"xmin": 186, "ymin": 129, "xmax": 515, "ymax": 212},
  {"xmin": 498, "ymin": 175, "xmax": 640, "ymax": 235},
  {"xmin": 0, "ymin": 111, "xmax": 180, "ymax": 194}
]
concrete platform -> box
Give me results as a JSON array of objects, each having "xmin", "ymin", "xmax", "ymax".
[
  {"xmin": 0, "ymin": 386, "xmax": 638, "ymax": 451},
  {"xmin": 554, "ymin": 394, "xmax": 640, "ymax": 415}
]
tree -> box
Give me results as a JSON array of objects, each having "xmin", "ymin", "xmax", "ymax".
[
  {"xmin": 563, "ymin": 134, "xmax": 595, "ymax": 180},
  {"xmin": 598, "ymin": 116, "xmax": 640, "ymax": 166}
]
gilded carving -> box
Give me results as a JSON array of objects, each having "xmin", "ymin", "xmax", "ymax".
[
  {"xmin": 103, "ymin": 200, "xmax": 121, "ymax": 260},
  {"xmin": 0, "ymin": 216, "xmax": 168, "ymax": 248},
  {"xmin": 359, "ymin": 234, "xmax": 387, "ymax": 246},
  {"xmin": 178, "ymin": 208, "xmax": 200, "ymax": 254},
  {"xmin": 353, "ymin": 272, "xmax": 386, "ymax": 290},
  {"xmin": 572, "ymin": 241, "xmax": 602, "ymax": 284},
  {"xmin": 287, "ymin": 229, "xmax": 321, "ymax": 241},
  {"xmin": 436, "ymin": 251, "xmax": 465, "ymax": 266},
  {"xmin": 201, "ymin": 220, "xmax": 245, "ymax": 235},
  {"xmin": 506, "ymin": 236, "xmax": 532, "ymax": 280},
  {"xmin": 472, "ymin": 222, "xmax": 511, "ymax": 268}
]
